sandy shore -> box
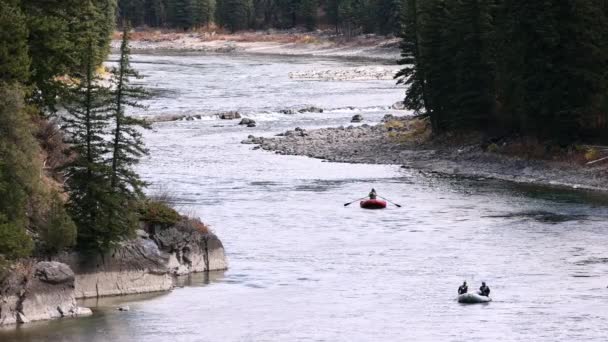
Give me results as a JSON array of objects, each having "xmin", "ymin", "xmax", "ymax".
[
  {"xmin": 243, "ymin": 117, "xmax": 608, "ymax": 192},
  {"xmin": 114, "ymin": 30, "xmax": 401, "ymax": 61}
]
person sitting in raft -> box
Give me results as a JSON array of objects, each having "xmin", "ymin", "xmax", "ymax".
[
  {"xmin": 479, "ymin": 282, "xmax": 491, "ymax": 297},
  {"xmin": 369, "ymin": 188, "xmax": 378, "ymax": 199},
  {"xmin": 458, "ymin": 281, "xmax": 468, "ymax": 295}
]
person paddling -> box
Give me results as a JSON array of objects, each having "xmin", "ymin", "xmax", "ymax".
[
  {"xmin": 458, "ymin": 281, "xmax": 468, "ymax": 295},
  {"xmin": 479, "ymin": 282, "xmax": 490, "ymax": 297},
  {"xmin": 369, "ymin": 188, "xmax": 378, "ymax": 199}
]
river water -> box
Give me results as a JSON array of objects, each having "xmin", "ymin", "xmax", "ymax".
[{"xmin": 3, "ymin": 52, "xmax": 608, "ymax": 342}]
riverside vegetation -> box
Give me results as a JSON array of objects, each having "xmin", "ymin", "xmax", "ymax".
[{"xmin": 0, "ymin": 0, "xmax": 226, "ymax": 326}]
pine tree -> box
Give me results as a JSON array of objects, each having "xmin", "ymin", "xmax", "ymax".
[
  {"xmin": 495, "ymin": 0, "xmax": 607, "ymax": 141},
  {"xmin": 170, "ymin": 0, "xmax": 194, "ymax": 30},
  {"xmin": 109, "ymin": 25, "xmax": 150, "ymax": 200},
  {"xmin": 0, "ymin": 0, "xmax": 30, "ymax": 84},
  {"xmin": 326, "ymin": 0, "xmax": 341, "ymax": 33},
  {"xmin": 0, "ymin": 84, "xmax": 38, "ymax": 260},
  {"xmin": 62, "ymin": 39, "xmax": 115, "ymax": 252},
  {"xmin": 217, "ymin": 0, "xmax": 251, "ymax": 32},
  {"xmin": 395, "ymin": 0, "xmax": 428, "ymax": 117},
  {"xmin": 299, "ymin": 0, "xmax": 318, "ymax": 30},
  {"xmin": 444, "ymin": 0, "xmax": 496, "ymax": 130},
  {"xmin": 376, "ymin": 0, "xmax": 402, "ymax": 36},
  {"xmin": 193, "ymin": 0, "xmax": 213, "ymax": 28}
]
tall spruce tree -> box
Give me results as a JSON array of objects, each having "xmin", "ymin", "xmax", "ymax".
[
  {"xmin": 395, "ymin": 0, "xmax": 428, "ymax": 117},
  {"xmin": 193, "ymin": 0, "xmax": 213, "ymax": 28},
  {"xmin": 299, "ymin": 0, "xmax": 318, "ymax": 30},
  {"xmin": 170, "ymin": 0, "xmax": 194, "ymax": 30},
  {"xmin": 217, "ymin": 0, "xmax": 251, "ymax": 32},
  {"xmin": 108, "ymin": 25, "xmax": 150, "ymax": 200},
  {"xmin": 62, "ymin": 39, "xmax": 116, "ymax": 252}
]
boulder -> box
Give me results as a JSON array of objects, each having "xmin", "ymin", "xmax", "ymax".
[
  {"xmin": 391, "ymin": 101, "xmax": 406, "ymax": 110},
  {"xmin": 34, "ymin": 262, "xmax": 74, "ymax": 285},
  {"xmin": 0, "ymin": 261, "xmax": 86, "ymax": 326},
  {"xmin": 351, "ymin": 114, "xmax": 364, "ymax": 123},
  {"xmin": 247, "ymin": 122, "xmax": 256, "ymax": 128},
  {"xmin": 239, "ymin": 118, "xmax": 255, "ymax": 125}
]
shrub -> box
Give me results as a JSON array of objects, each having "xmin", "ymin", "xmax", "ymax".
[
  {"xmin": 487, "ymin": 143, "xmax": 499, "ymax": 153},
  {"xmin": 139, "ymin": 200, "xmax": 182, "ymax": 228},
  {"xmin": 0, "ymin": 215, "xmax": 33, "ymax": 260},
  {"xmin": 585, "ymin": 147, "xmax": 600, "ymax": 161},
  {"xmin": 37, "ymin": 192, "xmax": 77, "ymax": 255}
]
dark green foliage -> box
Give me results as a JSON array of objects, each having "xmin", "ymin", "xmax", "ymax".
[
  {"xmin": 169, "ymin": 0, "xmax": 194, "ymax": 30},
  {"xmin": 62, "ymin": 39, "xmax": 118, "ymax": 252},
  {"xmin": 376, "ymin": 0, "xmax": 402, "ymax": 35},
  {"xmin": 0, "ymin": 0, "xmax": 30, "ymax": 83},
  {"xmin": 300, "ymin": 0, "xmax": 318, "ymax": 30},
  {"xmin": 109, "ymin": 25, "xmax": 150, "ymax": 200},
  {"xmin": 20, "ymin": 0, "xmax": 116, "ymax": 112},
  {"xmin": 117, "ymin": 0, "xmax": 406, "ymax": 34},
  {"xmin": 0, "ymin": 217, "xmax": 33, "ymax": 260},
  {"xmin": 0, "ymin": 84, "xmax": 37, "ymax": 260},
  {"xmin": 193, "ymin": 0, "xmax": 213, "ymax": 27},
  {"xmin": 37, "ymin": 192, "xmax": 77, "ymax": 256},
  {"xmin": 498, "ymin": 0, "xmax": 608, "ymax": 142},
  {"xmin": 397, "ymin": 0, "xmax": 608, "ymax": 143},
  {"xmin": 395, "ymin": 0, "xmax": 427, "ymax": 115},
  {"xmin": 216, "ymin": 0, "xmax": 251, "ymax": 32}
]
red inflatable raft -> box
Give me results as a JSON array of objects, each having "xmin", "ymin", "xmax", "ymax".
[{"xmin": 360, "ymin": 199, "xmax": 387, "ymax": 209}]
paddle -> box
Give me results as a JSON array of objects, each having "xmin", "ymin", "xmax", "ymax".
[
  {"xmin": 344, "ymin": 197, "xmax": 369, "ymax": 207},
  {"xmin": 378, "ymin": 195, "xmax": 402, "ymax": 208}
]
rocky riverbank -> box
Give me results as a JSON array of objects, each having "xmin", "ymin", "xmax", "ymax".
[
  {"xmin": 113, "ymin": 30, "xmax": 400, "ymax": 61},
  {"xmin": 0, "ymin": 219, "xmax": 228, "ymax": 326},
  {"xmin": 243, "ymin": 116, "xmax": 608, "ymax": 192}
]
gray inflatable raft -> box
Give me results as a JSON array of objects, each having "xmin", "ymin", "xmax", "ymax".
[{"xmin": 458, "ymin": 293, "xmax": 492, "ymax": 304}]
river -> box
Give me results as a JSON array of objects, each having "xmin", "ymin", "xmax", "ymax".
[{"xmin": 2, "ymin": 52, "xmax": 608, "ymax": 342}]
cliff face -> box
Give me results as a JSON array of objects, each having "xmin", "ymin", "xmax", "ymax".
[
  {"xmin": 59, "ymin": 235, "xmax": 175, "ymax": 298},
  {"xmin": 59, "ymin": 227, "xmax": 228, "ymax": 299},
  {"xmin": 0, "ymin": 261, "xmax": 91, "ymax": 326},
  {"xmin": 1, "ymin": 223, "xmax": 228, "ymax": 326}
]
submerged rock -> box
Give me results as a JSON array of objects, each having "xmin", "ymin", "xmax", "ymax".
[
  {"xmin": 351, "ymin": 114, "xmax": 364, "ymax": 123},
  {"xmin": 219, "ymin": 111, "xmax": 241, "ymax": 120},
  {"xmin": 298, "ymin": 106, "xmax": 323, "ymax": 114}
]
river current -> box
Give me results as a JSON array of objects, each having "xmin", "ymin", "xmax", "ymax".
[{"xmin": 3, "ymin": 52, "xmax": 608, "ymax": 342}]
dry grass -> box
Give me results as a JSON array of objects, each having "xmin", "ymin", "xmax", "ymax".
[
  {"xmin": 117, "ymin": 29, "xmax": 329, "ymax": 45},
  {"xmin": 486, "ymin": 137, "xmax": 597, "ymax": 164},
  {"xmin": 385, "ymin": 117, "xmax": 432, "ymax": 144},
  {"xmin": 34, "ymin": 117, "xmax": 72, "ymax": 182},
  {"xmin": 176, "ymin": 217, "xmax": 211, "ymax": 235}
]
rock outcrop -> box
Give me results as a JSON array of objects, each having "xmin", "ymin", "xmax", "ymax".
[
  {"xmin": 59, "ymin": 237, "xmax": 174, "ymax": 299},
  {"xmin": 156, "ymin": 227, "xmax": 228, "ymax": 275},
  {"xmin": 1, "ymin": 221, "xmax": 228, "ymax": 327},
  {"xmin": 0, "ymin": 261, "xmax": 91, "ymax": 326},
  {"xmin": 57, "ymin": 223, "xmax": 228, "ymax": 299}
]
